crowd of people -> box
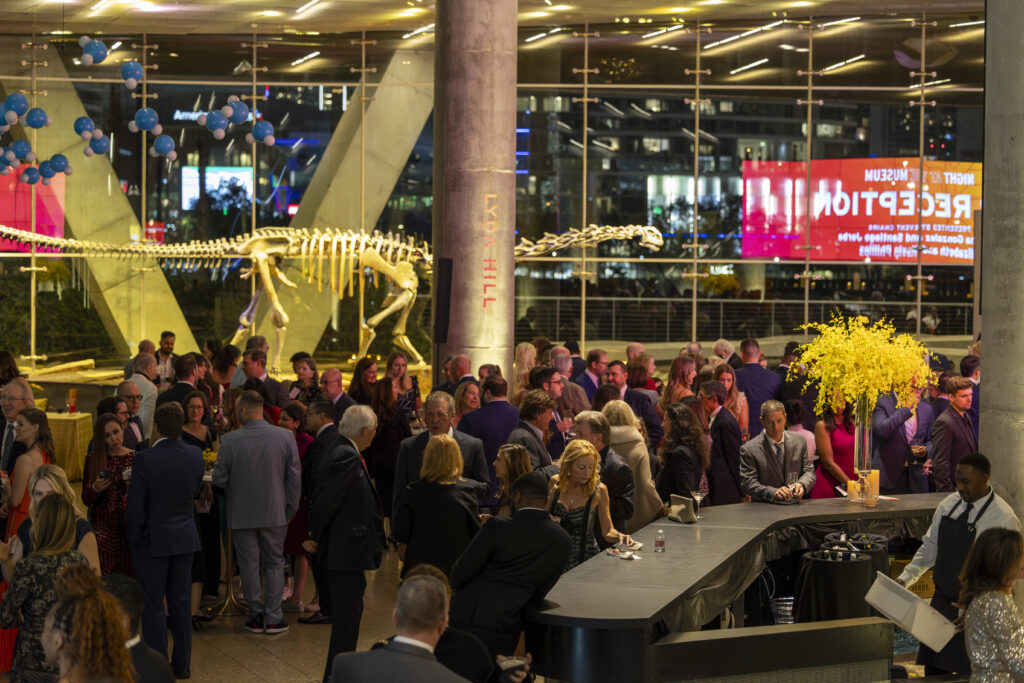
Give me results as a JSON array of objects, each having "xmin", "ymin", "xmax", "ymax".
[{"xmin": 0, "ymin": 326, "xmax": 1018, "ymax": 682}]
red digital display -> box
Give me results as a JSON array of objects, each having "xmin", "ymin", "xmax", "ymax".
[{"xmin": 741, "ymin": 157, "xmax": 981, "ymax": 264}]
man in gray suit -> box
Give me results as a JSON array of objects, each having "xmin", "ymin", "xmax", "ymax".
[
  {"xmin": 739, "ymin": 400, "xmax": 816, "ymax": 503},
  {"xmin": 213, "ymin": 390, "xmax": 301, "ymax": 635},
  {"xmin": 327, "ymin": 574, "xmax": 470, "ymax": 683}
]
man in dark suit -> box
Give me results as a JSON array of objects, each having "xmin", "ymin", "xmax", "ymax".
[
  {"xmin": 930, "ymin": 376, "xmax": 979, "ymax": 492},
  {"xmin": 960, "ymin": 355, "xmax": 980, "ymax": 438},
  {"xmin": 734, "ymin": 338, "xmax": 781, "ymax": 438},
  {"xmin": 319, "ymin": 368, "xmax": 355, "ymax": 426},
  {"xmin": 450, "ymin": 471, "xmax": 572, "ymax": 657},
  {"xmin": 700, "ymin": 380, "xmax": 744, "ymax": 505},
  {"xmin": 394, "ymin": 392, "xmax": 489, "ymax": 507},
  {"xmin": 154, "ymin": 354, "xmax": 199, "ymax": 409},
  {"xmin": 574, "ymin": 411, "xmax": 634, "ymax": 546},
  {"xmin": 506, "ymin": 390, "xmax": 556, "ymax": 471},
  {"xmin": 872, "ymin": 391, "xmax": 936, "ymax": 494},
  {"xmin": 305, "ymin": 405, "xmax": 385, "ymax": 683},
  {"xmin": 239, "ymin": 348, "xmax": 287, "ymax": 407},
  {"xmin": 532, "ymin": 367, "xmax": 572, "ymax": 461},
  {"xmin": 126, "ymin": 402, "xmax": 204, "ymax": 679},
  {"xmin": 298, "ymin": 399, "xmax": 340, "ymax": 627},
  {"xmin": 713, "ymin": 338, "xmax": 743, "ymax": 370},
  {"xmin": 116, "ymin": 380, "xmax": 149, "ymax": 452},
  {"xmin": 607, "ymin": 361, "xmax": 664, "ymax": 444},
  {"xmin": 565, "ymin": 340, "xmax": 586, "ymax": 381},
  {"xmin": 458, "ymin": 376, "xmax": 520, "ymax": 506},
  {"xmin": 449, "ymin": 354, "xmax": 478, "ymax": 392},
  {"xmin": 739, "ymin": 400, "xmax": 816, "ymax": 502},
  {"xmin": 0, "ymin": 377, "xmax": 32, "ymax": 473},
  {"xmin": 574, "ymin": 348, "xmax": 608, "ymax": 403},
  {"xmin": 103, "ymin": 574, "xmax": 175, "ymax": 683},
  {"xmin": 774, "ymin": 341, "xmax": 800, "ymax": 382},
  {"xmin": 327, "ymin": 575, "xmax": 467, "ymax": 683}
]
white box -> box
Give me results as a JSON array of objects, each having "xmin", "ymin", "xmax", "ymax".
[{"xmin": 865, "ymin": 571, "xmax": 957, "ymax": 653}]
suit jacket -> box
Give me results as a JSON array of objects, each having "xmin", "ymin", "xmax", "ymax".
[
  {"xmin": 928, "ymin": 395, "xmax": 950, "ymax": 419},
  {"xmin": 212, "ymin": 419, "xmax": 301, "ymax": 529},
  {"xmin": 655, "ymin": 443, "xmax": 702, "ymax": 503},
  {"xmin": 609, "ymin": 425, "xmax": 663, "ymax": 533},
  {"xmin": 726, "ymin": 352, "xmax": 743, "ymax": 370},
  {"xmin": 130, "ymin": 639, "xmax": 175, "ymax": 683},
  {"xmin": 558, "ymin": 379, "xmax": 590, "ymax": 420},
  {"xmin": 458, "ymin": 400, "xmax": 520, "ymax": 502},
  {"xmin": 328, "ymin": 640, "xmax": 469, "ymax": 683},
  {"xmin": 546, "ymin": 410, "xmax": 569, "ymax": 462},
  {"xmin": 570, "ymin": 356, "xmax": 586, "ymax": 381},
  {"xmin": 506, "ymin": 421, "xmax": 552, "ymax": 471},
  {"xmin": 450, "ymin": 508, "xmax": 571, "ymax": 634},
  {"xmin": 154, "ymin": 381, "xmax": 196, "ymax": 409},
  {"xmin": 122, "ymin": 415, "xmax": 148, "ymax": 453},
  {"xmin": 0, "ymin": 423, "xmax": 26, "ymax": 474},
  {"xmin": 773, "ymin": 364, "xmax": 790, "ymax": 381},
  {"xmin": 392, "ymin": 480, "xmax": 481, "ymax": 577},
  {"xmin": 624, "ymin": 388, "xmax": 664, "ymax": 444},
  {"xmin": 308, "ymin": 437, "xmax": 385, "ymax": 572},
  {"xmin": 331, "ymin": 392, "xmax": 356, "ymax": 426},
  {"xmin": 930, "ymin": 407, "xmax": 978, "ymax": 492},
  {"xmin": 872, "ymin": 393, "xmax": 935, "ymax": 493},
  {"xmin": 303, "ymin": 425, "xmax": 340, "ymax": 501},
  {"xmin": 734, "ymin": 363, "xmax": 782, "ymax": 438},
  {"xmin": 739, "ymin": 431, "xmax": 815, "ymax": 503},
  {"xmin": 130, "ymin": 372, "xmax": 158, "ymax": 439},
  {"xmin": 126, "ymin": 437, "xmax": 203, "ymax": 557},
  {"xmin": 574, "ymin": 372, "xmax": 599, "ymax": 403},
  {"xmin": 708, "ymin": 407, "xmax": 743, "ymax": 506},
  {"xmin": 393, "ymin": 430, "xmax": 490, "ymax": 510},
  {"xmin": 597, "ymin": 446, "xmax": 634, "ymax": 547},
  {"xmin": 968, "ymin": 381, "xmax": 980, "ymax": 438}
]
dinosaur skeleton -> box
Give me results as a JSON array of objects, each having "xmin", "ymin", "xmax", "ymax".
[{"xmin": 0, "ymin": 223, "xmax": 663, "ymax": 372}]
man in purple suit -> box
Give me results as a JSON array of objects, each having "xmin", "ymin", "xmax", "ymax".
[
  {"xmin": 734, "ymin": 338, "xmax": 781, "ymax": 438},
  {"xmin": 458, "ymin": 376, "xmax": 520, "ymax": 508},
  {"xmin": 930, "ymin": 376, "xmax": 979, "ymax": 492},
  {"xmin": 872, "ymin": 390, "xmax": 936, "ymax": 494},
  {"xmin": 574, "ymin": 348, "xmax": 608, "ymax": 403}
]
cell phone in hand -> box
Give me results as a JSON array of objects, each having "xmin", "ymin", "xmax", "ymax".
[
  {"xmin": 97, "ymin": 469, "xmax": 111, "ymax": 480},
  {"xmin": 498, "ymin": 656, "xmax": 529, "ymax": 671}
]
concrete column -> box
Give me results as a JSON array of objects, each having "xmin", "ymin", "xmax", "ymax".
[
  {"xmin": 432, "ymin": 0, "xmax": 518, "ymax": 379},
  {"xmin": 980, "ymin": 0, "xmax": 1024, "ymax": 516}
]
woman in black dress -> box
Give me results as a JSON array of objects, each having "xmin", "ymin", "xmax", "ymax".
[
  {"xmin": 181, "ymin": 390, "xmax": 220, "ymax": 624},
  {"xmin": 655, "ymin": 402, "xmax": 710, "ymax": 503},
  {"xmin": 348, "ymin": 357, "xmax": 378, "ymax": 406},
  {"xmin": 392, "ymin": 435, "xmax": 480, "ymax": 577},
  {"xmin": 368, "ymin": 376, "xmax": 411, "ymax": 525}
]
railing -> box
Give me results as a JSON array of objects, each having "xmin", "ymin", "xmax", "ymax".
[{"xmin": 515, "ymin": 296, "xmax": 973, "ymax": 343}]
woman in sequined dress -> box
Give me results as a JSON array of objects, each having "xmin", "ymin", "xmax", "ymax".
[
  {"xmin": 960, "ymin": 527, "xmax": 1024, "ymax": 682},
  {"xmin": 81, "ymin": 413, "xmax": 134, "ymax": 576}
]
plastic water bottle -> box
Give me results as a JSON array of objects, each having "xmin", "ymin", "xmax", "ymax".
[{"xmin": 654, "ymin": 529, "xmax": 666, "ymax": 552}]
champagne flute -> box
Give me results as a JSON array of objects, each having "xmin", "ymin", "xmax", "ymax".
[
  {"xmin": 690, "ymin": 490, "xmax": 706, "ymax": 519},
  {"xmin": 786, "ymin": 472, "xmax": 799, "ymax": 498}
]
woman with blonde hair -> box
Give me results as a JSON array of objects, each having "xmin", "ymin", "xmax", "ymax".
[
  {"xmin": 546, "ymin": 440, "xmax": 632, "ymax": 572},
  {"xmin": 453, "ymin": 381, "xmax": 481, "ymax": 425},
  {"xmin": 492, "ymin": 444, "xmax": 532, "ymax": 517},
  {"xmin": 0, "ymin": 495, "xmax": 89, "ymax": 681},
  {"xmin": 510, "ymin": 342, "xmax": 537, "ymax": 406},
  {"xmin": 392, "ymin": 435, "xmax": 480, "ymax": 577},
  {"xmin": 712, "ymin": 363, "xmax": 749, "ymax": 436},
  {"xmin": 601, "ymin": 401, "xmax": 663, "ymax": 532}
]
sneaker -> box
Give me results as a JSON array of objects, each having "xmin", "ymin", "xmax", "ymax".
[
  {"xmin": 243, "ymin": 615, "xmax": 265, "ymax": 634},
  {"xmin": 264, "ymin": 621, "xmax": 290, "ymax": 635}
]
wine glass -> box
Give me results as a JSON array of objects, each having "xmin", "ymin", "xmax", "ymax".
[
  {"xmin": 690, "ymin": 490, "xmax": 706, "ymax": 519},
  {"xmin": 786, "ymin": 472, "xmax": 799, "ymax": 498}
]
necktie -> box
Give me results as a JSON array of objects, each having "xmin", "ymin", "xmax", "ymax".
[
  {"xmin": 961, "ymin": 501, "xmax": 974, "ymax": 525},
  {"xmin": 1, "ymin": 423, "xmax": 13, "ymax": 471},
  {"xmin": 904, "ymin": 412, "xmax": 917, "ymax": 444}
]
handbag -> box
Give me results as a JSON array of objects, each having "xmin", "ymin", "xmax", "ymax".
[{"xmin": 667, "ymin": 494, "xmax": 697, "ymax": 524}]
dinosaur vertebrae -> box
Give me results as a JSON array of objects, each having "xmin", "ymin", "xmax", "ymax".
[{"xmin": 513, "ymin": 224, "xmax": 664, "ymax": 260}]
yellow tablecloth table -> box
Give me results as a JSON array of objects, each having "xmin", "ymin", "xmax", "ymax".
[{"xmin": 46, "ymin": 412, "xmax": 91, "ymax": 481}]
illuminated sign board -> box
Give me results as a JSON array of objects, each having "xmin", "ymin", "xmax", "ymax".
[{"xmin": 741, "ymin": 157, "xmax": 981, "ymax": 264}]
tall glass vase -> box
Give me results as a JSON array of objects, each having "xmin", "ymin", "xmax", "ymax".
[{"xmin": 853, "ymin": 394, "xmax": 878, "ymax": 505}]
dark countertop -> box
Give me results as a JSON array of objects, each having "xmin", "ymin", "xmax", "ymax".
[{"xmin": 528, "ymin": 493, "xmax": 946, "ymax": 629}]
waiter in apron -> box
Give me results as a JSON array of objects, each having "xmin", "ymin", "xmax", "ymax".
[{"xmin": 897, "ymin": 452, "xmax": 1021, "ymax": 675}]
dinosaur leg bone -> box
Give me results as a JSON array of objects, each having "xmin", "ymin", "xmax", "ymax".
[{"xmin": 229, "ymin": 282, "xmax": 263, "ymax": 347}]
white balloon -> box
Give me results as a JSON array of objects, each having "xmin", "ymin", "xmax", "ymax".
[
  {"xmin": 80, "ymin": 132, "xmax": 92, "ymax": 141},
  {"xmin": 213, "ymin": 129, "xmax": 225, "ymax": 140},
  {"xmin": 83, "ymin": 147, "xmax": 94, "ymax": 157},
  {"xmin": 78, "ymin": 35, "xmax": 91, "ymax": 47},
  {"xmin": 42, "ymin": 178, "xmax": 51, "ymax": 186},
  {"xmin": 128, "ymin": 121, "xmax": 139, "ymax": 133},
  {"xmin": 4, "ymin": 151, "xmax": 14, "ymax": 163},
  {"xmin": 26, "ymin": 152, "xmax": 36, "ymax": 162},
  {"xmin": 92, "ymin": 129, "xmax": 103, "ymax": 140},
  {"xmin": 149, "ymin": 147, "xmax": 158, "ymax": 157},
  {"xmin": 151, "ymin": 123, "xmax": 162, "ymax": 136},
  {"xmin": 227, "ymin": 95, "xmax": 239, "ymax": 104},
  {"xmin": 166, "ymin": 150, "xmax": 177, "ymax": 161},
  {"xmin": 245, "ymin": 133, "xmax": 255, "ymax": 145},
  {"xmin": 221, "ymin": 105, "xmax": 233, "ymax": 117},
  {"xmin": 197, "ymin": 114, "xmax": 207, "ymax": 126},
  {"xmin": 20, "ymin": 173, "xmax": 28, "ymax": 183},
  {"xmin": 4, "ymin": 111, "xmax": 16, "ymax": 125},
  {"xmin": 64, "ymin": 166, "xmax": 73, "ymax": 175},
  {"xmin": 264, "ymin": 135, "xmax": 275, "ymax": 146},
  {"xmin": 81, "ymin": 54, "xmax": 93, "ymax": 66},
  {"xmin": 45, "ymin": 117, "xmax": 52, "ymax": 127}
]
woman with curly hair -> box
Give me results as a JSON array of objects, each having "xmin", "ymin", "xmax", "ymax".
[
  {"xmin": 712, "ymin": 363, "xmax": 749, "ymax": 437},
  {"xmin": 510, "ymin": 342, "xmax": 536, "ymax": 406},
  {"xmin": 41, "ymin": 563, "xmax": 134, "ymax": 683},
  {"xmin": 545, "ymin": 440, "xmax": 633, "ymax": 573},
  {"xmin": 655, "ymin": 403, "xmax": 710, "ymax": 503}
]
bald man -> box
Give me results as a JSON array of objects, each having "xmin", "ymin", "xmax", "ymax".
[
  {"xmin": 320, "ymin": 368, "xmax": 355, "ymax": 426},
  {"xmin": 0, "ymin": 377, "xmax": 33, "ymax": 473}
]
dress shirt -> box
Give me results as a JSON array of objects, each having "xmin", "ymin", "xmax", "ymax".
[
  {"xmin": 125, "ymin": 634, "xmax": 142, "ymax": 649},
  {"xmin": 393, "ymin": 635, "xmax": 435, "ymax": 655},
  {"xmin": 155, "ymin": 352, "xmax": 175, "ymax": 386},
  {"xmin": 898, "ymin": 489, "xmax": 1022, "ymax": 586},
  {"xmin": 708, "ymin": 405, "xmax": 723, "ymax": 427},
  {"xmin": 617, "ymin": 384, "xmax": 627, "ymax": 398}
]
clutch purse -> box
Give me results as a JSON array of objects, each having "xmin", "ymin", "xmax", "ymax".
[{"xmin": 668, "ymin": 494, "xmax": 697, "ymax": 524}]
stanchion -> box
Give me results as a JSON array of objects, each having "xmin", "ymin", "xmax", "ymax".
[{"xmin": 205, "ymin": 528, "xmax": 247, "ymax": 617}]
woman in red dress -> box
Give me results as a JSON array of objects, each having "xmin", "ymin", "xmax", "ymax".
[
  {"xmin": 82, "ymin": 413, "xmax": 134, "ymax": 575},
  {"xmin": 279, "ymin": 402, "xmax": 313, "ymax": 612},
  {"xmin": 810, "ymin": 401, "xmax": 857, "ymax": 498}
]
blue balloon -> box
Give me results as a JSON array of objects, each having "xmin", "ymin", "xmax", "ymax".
[
  {"xmin": 24, "ymin": 107, "xmax": 48, "ymax": 129},
  {"xmin": 49, "ymin": 153, "xmax": 69, "ymax": 172},
  {"xmin": 153, "ymin": 134, "xmax": 175, "ymax": 155},
  {"xmin": 20, "ymin": 167, "xmax": 40, "ymax": 185},
  {"xmin": 4, "ymin": 93, "xmax": 29, "ymax": 117},
  {"xmin": 10, "ymin": 139, "xmax": 32, "ymax": 160},
  {"xmin": 38, "ymin": 161, "xmax": 55, "ymax": 179},
  {"xmin": 121, "ymin": 61, "xmax": 144, "ymax": 83},
  {"xmin": 83, "ymin": 39, "xmax": 108, "ymax": 65},
  {"xmin": 73, "ymin": 116, "xmax": 95, "ymax": 136},
  {"xmin": 134, "ymin": 107, "xmax": 159, "ymax": 131},
  {"xmin": 0, "ymin": 153, "xmax": 9, "ymax": 168},
  {"xmin": 226, "ymin": 100, "xmax": 250, "ymax": 125},
  {"xmin": 205, "ymin": 110, "xmax": 228, "ymax": 131},
  {"xmin": 252, "ymin": 120, "xmax": 274, "ymax": 140},
  {"xmin": 89, "ymin": 135, "xmax": 110, "ymax": 155}
]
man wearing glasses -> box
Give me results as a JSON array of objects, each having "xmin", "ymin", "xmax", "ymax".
[
  {"xmin": 116, "ymin": 380, "xmax": 150, "ymax": 451},
  {"xmin": 319, "ymin": 368, "xmax": 355, "ymax": 427},
  {"xmin": 128, "ymin": 352, "xmax": 159, "ymax": 439},
  {"xmin": 0, "ymin": 377, "xmax": 34, "ymax": 473}
]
